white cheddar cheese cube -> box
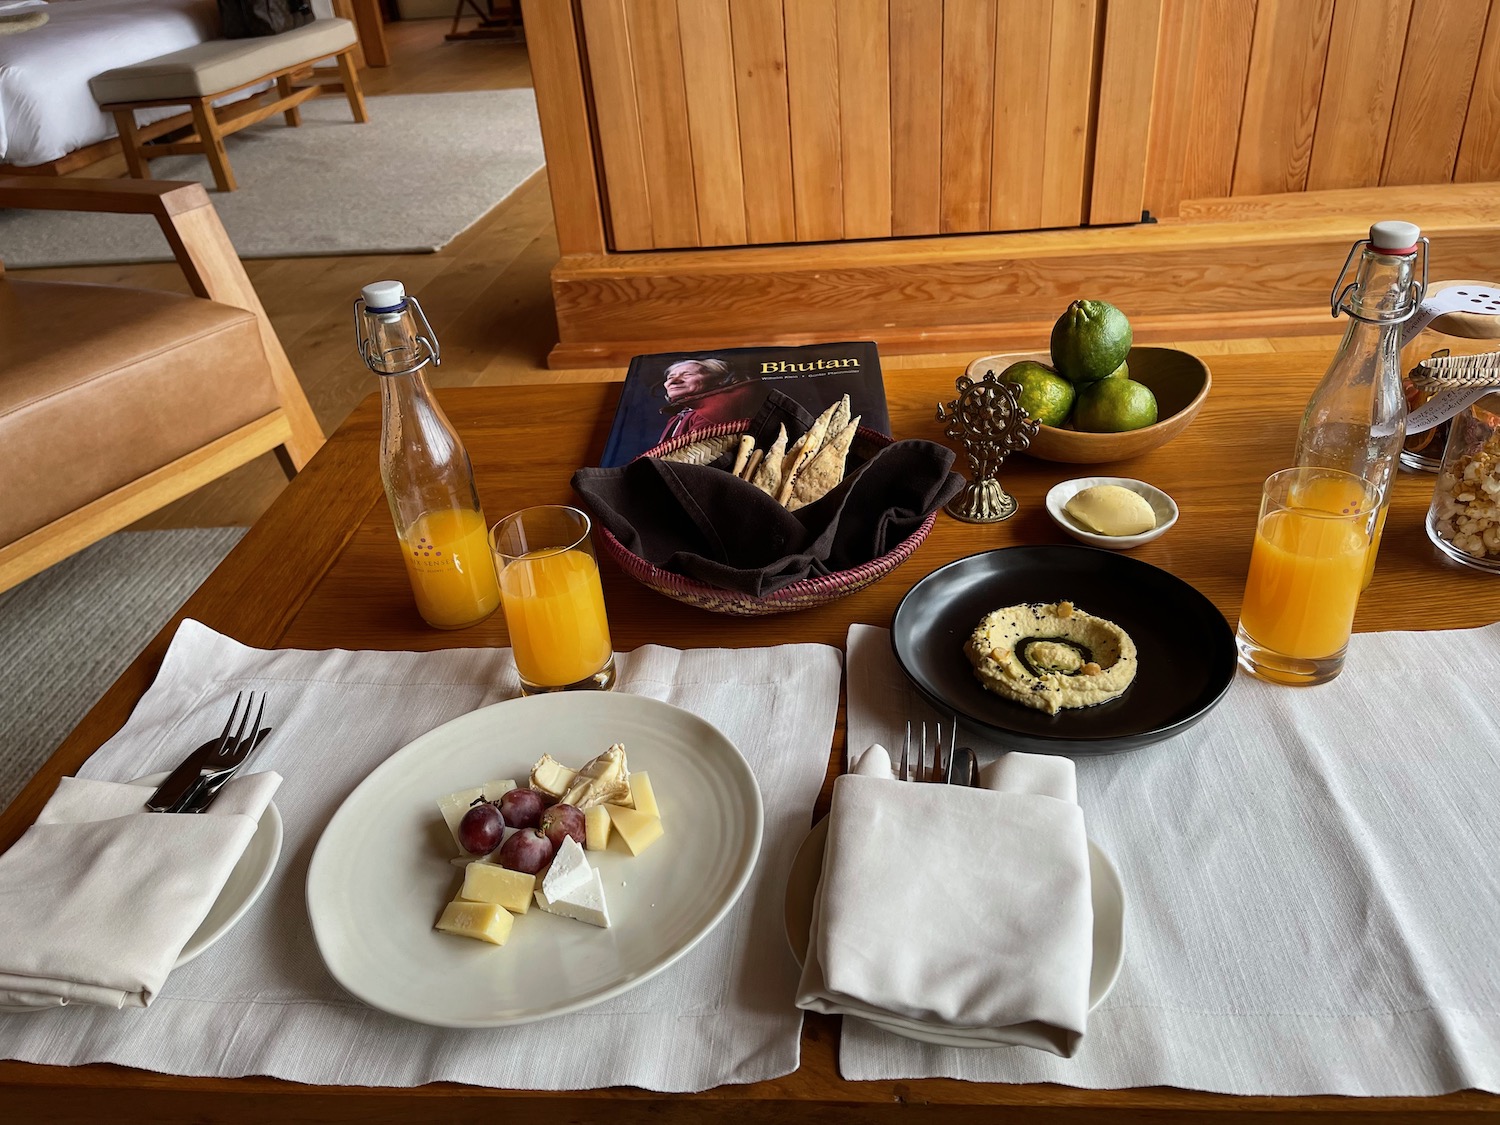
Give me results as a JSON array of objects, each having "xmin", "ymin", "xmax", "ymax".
[
  {"xmin": 583, "ymin": 805, "xmax": 611, "ymax": 851},
  {"xmin": 435, "ymin": 900, "xmax": 514, "ymax": 945},
  {"xmin": 628, "ymin": 772, "xmax": 660, "ymax": 820},
  {"xmin": 459, "ymin": 862, "xmax": 535, "ymax": 914},
  {"xmin": 606, "ymin": 804, "xmax": 664, "ymax": 856},
  {"xmin": 534, "ymin": 867, "xmax": 611, "ymax": 928}
]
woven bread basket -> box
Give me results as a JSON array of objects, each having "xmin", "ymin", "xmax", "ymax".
[{"xmin": 593, "ymin": 420, "xmax": 937, "ymax": 616}]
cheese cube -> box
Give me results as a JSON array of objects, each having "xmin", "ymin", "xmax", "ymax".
[
  {"xmin": 606, "ymin": 804, "xmax": 664, "ymax": 856},
  {"xmin": 459, "ymin": 862, "xmax": 535, "ymax": 914},
  {"xmin": 437, "ymin": 779, "xmax": 517, "ymax": 853},
  {"xmin": 583, "ymin": 805, "xmax": 611, "ymax": 851},
  {"xmin": 434, "ymin": 900, "xmax": 513, "ymax": 945},
  {"xmin": 627, "ymin": 772, "xmax": 660, "ymax": 820},
  {"xmin": 534, "ymin": 867, "xmax": 611, "ymax": 928}
]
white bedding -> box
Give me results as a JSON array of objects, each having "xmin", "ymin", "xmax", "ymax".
[{"xmin": 0, "ymin": 0, "xmax": 222, "ymax": 166}]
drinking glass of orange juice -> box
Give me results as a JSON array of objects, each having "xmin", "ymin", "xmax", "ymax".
[
  {"xmin": 1236, "ymin": 467, "xmax": 1379, "ymax": 686},
  {"xmin": 491, "ymin": 506, "xmax": 616, "ymax": 695}
]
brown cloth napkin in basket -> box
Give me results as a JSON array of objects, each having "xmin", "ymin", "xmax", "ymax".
[{"xmin": 573, "ymin": 392, "xmax": 963, "ymax": 597}]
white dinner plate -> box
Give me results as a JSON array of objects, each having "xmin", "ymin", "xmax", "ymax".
[
  {"xmin": 0, "ymin": 774, "xmax": 283, "ymax": 1014},
  {"xmin": 306, "ymin": 691, "xmax": 764, "ymax": 1028},
  {"xmin": 784, "ymin": 815, "xmax": 1125, "ymax": 1048}
]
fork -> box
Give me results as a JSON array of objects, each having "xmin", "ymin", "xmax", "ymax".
[
  {"xmin": 897, "ymin": 720, "xmax": 951, "ymax": 782},
  {"xmin": 170, "ymin": 691, "xmax": 268, "ymax": 813}
]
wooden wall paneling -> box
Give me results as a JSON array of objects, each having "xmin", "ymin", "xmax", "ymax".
[
  {"xmin": 1382, "ymin": 0, "xmax": 1489, "ymax": 186},
  {"xmin": 889, "ymin": 0, "xmax": 943, "ymax": 235},
  {"xmin": 578, "ymin": 0, "xmax": 654, "ymax": 249},
  {"xmin": 623, "ymin": 0, "xmax": 700, "ymax": 247},
  {"xmin": 1232, "ymin": 0, "xmax": 1335, "ymax": 197},
  {"xmin": 1038, "ymin": 0, "xmax": 1098, "ymax": 228},
  {"xmin": 1140, "ymin": 0, "xmax": 1204, "ymax": 220},
  {"xmin": 784, "ymin": 0, "xmax": 844, "ymax": 241},
  {"xmin": 518, "ymin": 0, "xmax": 607, "ymax": 254},
  {"xmin": 1455, "ymin": 0, "xmax": 1500, "ymax": 182},
  {"xmin": 837, "ymin": 0, "xmax": 892, "ymax": 240},
  {"xmin": 676, "ymin": 0, "xmax": 747, "ymax": 246},
  {"xmin": 1305, "ymin": 0, "xmax": 1413, "ymax": 191},
  {"xmin": 728, "ymin": 0, "xmax": 797, "ymax": 242},
  {"xmin": 940, "ymin": 0, "xmax": 998, "ymax": 233},
  {"xmin": 990, "ymin": 0, "xmax": 1051, "ymax": 231},
  {"xmin": 1089, "ymin": 0, "xmax": 1163, "ymax": 225},
  {"xmin": 1178, "ymin": 0, "xmax": 1258, "ymax": 202}
]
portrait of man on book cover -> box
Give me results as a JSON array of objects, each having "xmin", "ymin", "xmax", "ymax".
[{"xmin": 599, "ymin": 342, "xmax": 890, "ymax": 468}]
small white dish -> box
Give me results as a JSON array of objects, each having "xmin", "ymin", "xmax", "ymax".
[
  {"xmin": 784, "ymin": 816, "xmax": 1125, "ymax": 1048},
  {"xmin": 1045, "ymin": 476, "xmax": 1178, "ymax": 550}
]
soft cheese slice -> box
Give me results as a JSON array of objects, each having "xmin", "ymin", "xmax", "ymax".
[
  {"xmin": 435, "ymin": 900, "xmax": 514, "ymax": 945},
  {"xmin": 459, "ymin": 862, "xmax": 535, "ymax": 914},
  {"xmin": 530, "ymin": 755, "xmax": 576, "ymax": 799},
  {"xmin": 437, "ymin": 779, "xmax": 517, "ymax": 853},
  {"xmin": 561, "ymin": 743, "xmax": 630, "ymax": 809},
  {"xmin": 534, "ymin": 867, "xmax": 611, "ymax": 929},
  {"xmin": 539, "ymin": 836, "xmax": 592, "ymax": 901},
  {"xmin": 583, "ymin": 805, "xmax": 611, "ymax": 852},
  {"xmin": 627, "ymin": 772, "xmax": 660, "ymax": 820},
  {"xmin": 606, "ymin": 803, "xmax": 663, "ymax": 856}
]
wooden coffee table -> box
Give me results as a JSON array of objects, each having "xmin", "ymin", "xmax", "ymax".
[{"xmin": 3, "ymin": 353, "xmax": 1498, "ymax": 1122}]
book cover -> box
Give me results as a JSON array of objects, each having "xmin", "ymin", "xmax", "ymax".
[{"xmin": 599, "ymin": 341, "xmax": 890, "ymax": 467}]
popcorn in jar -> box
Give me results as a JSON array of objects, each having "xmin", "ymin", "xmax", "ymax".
[{"xmin": 1427, "ymin": 390, "xmax": 1500, "ymax": 572}]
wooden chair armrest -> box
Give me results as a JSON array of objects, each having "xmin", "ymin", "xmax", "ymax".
[{"xmin": 0, "ymin": 175, "xmax": 211, "ymax": 219}]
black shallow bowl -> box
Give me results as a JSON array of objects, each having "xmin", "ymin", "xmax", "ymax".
[{"xmin": 891, "ymin": 546, "xmax": 1236, "ymax": 755}]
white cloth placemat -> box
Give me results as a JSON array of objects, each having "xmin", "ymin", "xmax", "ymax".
[
  {"xmin": 844, "ymin": 622, "xmax": 1500, "ymax": 1096},
  {"xmin": 0, "ymin": 620, "xmax": 840, "ymax": 1092}
]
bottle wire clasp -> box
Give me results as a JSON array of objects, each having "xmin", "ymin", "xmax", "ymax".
[
  {"xmin": 352, "ymin": 293, "xmax": 442, "ymax": 375},
  {"xmin": 1329, "ymin": 236, "xmax": 1428, "ymax": 324}
]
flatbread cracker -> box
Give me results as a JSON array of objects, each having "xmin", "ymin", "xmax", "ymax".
[
  {"xmin": 787, "ymin": 417, "xmax": 859, "ymax": 511},
  {"xmin": 777, "ymin": 401, "xmax": 841, "ymax": 505},
  {"xmin": 827, "ymin": 395, "xmax": 851, "ymax": 444},
  {"xmin": 730, "ymin": 434, "xmax": 755, "ymax": 477},
  {"xmin": 750, "ymin": 424, "xmax": 788, "ymax": 497},
  {"xmin": 659, "ymin": 434, "xmax": 738, "ymax": 465}
]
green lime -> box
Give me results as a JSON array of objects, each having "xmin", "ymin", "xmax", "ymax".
[
  {"xmin": 1050, "ymin": 299, "xmax": 1133, "ymax": 385},
  {"xmin": 1000, "ymin": 360, "xmax": 1074, "ymax": 427},
  {"xmin": 1105, "ymin": 359, "xmax": 1128, "ymax": 380},
  {"xmin": 1073, "ymin": 377, "xmax": 1158, "ymax": 433}
]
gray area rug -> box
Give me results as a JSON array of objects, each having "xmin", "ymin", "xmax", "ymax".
[
  {"xmin": 0, "ymin": 90, "xmax": 544, "ymax": 267},
  {"xmin": 0, "ymin": 528, "xmax": 246, "ymax": 811}
]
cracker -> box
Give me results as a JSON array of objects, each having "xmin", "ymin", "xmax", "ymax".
[
  {"xmin": 777, "ymin": 402, "xmax": 840, "ymax": 505},
  {"xmin": 741, "ymin": 448, "xmax": 764, "ymax": 481},
  {"xmin": 750, "ymin": 424, "xmax": 788, "ymax": 497},
  {"xmin": 787, "ymin": 416, "xmax": 859, "ymax": 511},
  {"xmin": 730, "ymin": 434, "xmax": 755, "ymax": 477}
]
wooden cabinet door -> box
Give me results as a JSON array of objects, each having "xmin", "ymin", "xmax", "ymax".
[{"xmin": 578, "ymin": 0, "xmax": 1110, "ymax": 250}]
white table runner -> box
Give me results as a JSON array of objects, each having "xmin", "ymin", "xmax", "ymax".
[
  {"xmin": 845, "ymin": 622, "xmax": 1500, "ymax": 1096},
  {"xmin": 0, "ymin": 620, "xmax": 840, "ymax": 1093}
]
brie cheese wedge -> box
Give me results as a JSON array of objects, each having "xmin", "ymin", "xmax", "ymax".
[{"xmin": 560, "ymin": 743, "xmax": 630, "ymax": 809}]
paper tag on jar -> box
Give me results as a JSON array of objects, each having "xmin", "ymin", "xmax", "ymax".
[{"xmin": 1407, "ymin": 385, "xmax": 1496, "ymax": 434}]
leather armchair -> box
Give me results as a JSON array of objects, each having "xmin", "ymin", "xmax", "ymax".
[{"xmin": 0, "ymin": 176, "xmax": 325, "ymax": 592}]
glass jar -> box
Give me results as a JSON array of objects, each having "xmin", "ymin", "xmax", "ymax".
[
  {"xmin": 1427, "ymin": 390, "xmax": 1500, "ymax": 572},
  {"xmin": 1400, "ymin": 279, "xmax": 1500, "ymax": 472}
]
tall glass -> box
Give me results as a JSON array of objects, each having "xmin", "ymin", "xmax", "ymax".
[
  {"xmin": 491, "ymin": 506, "xmax": 616, "ymax": 695},
  {"xmin": 1236, "ymin": 467, "xmax": 1379, "ymax": 686}
]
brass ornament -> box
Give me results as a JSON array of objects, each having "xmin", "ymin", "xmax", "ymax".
[{"xmin": 937, "ymin": 371, "xmax": 1040, "ymax": 523}]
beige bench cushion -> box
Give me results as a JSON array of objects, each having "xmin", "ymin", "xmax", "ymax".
[
  {"xmin": 90, "ymin": 18, "xmax": 356, "ymax": 104},
  {"xmin": 0, "ymin": 279, "xmax": 280, "ymax": 545}
]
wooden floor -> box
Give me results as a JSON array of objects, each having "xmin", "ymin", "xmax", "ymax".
[{"xmin": 18, "ymin": 18, "xmax": 1349, "ymax": 532}]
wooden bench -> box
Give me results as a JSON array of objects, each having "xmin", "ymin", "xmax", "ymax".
[{"xmin": 88, "ymin": 19, "xmax": 368, "ymax": 193}]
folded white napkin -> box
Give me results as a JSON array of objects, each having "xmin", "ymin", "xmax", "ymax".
[
  {"xmin": 796, "ymin": 751, "xmax": 1093, "ymax": 1055},
  {"xmin": 0, "ymin": 771, "xmax": 281, "ymax": 1010}
]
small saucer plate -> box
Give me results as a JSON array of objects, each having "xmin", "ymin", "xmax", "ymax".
[
  {"xmin": 1045, "ymin": 476, "xmax": 1178, "ymax": 550},
  {"xmin": 783, "ymin": 815, "xmax": 1125, "ymax": 1048}
]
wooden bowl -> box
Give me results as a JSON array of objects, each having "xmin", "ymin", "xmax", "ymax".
[{"xmin": 964, "ymin": 346, "xmax": 1212, "ymax": 464}]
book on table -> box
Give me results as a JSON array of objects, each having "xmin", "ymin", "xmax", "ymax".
[{"xmin": 599, "ymin": 341, "xmax": 891, "ymax": 468}]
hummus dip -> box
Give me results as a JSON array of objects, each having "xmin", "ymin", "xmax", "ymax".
[{"xmin": 964, "ymin": 600, "xmax": 1137, "ymax": 714}]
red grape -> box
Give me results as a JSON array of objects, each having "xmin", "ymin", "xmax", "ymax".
[
  {"xmin": 457, "ymin": 802, "xmax": 504, "ymax": 855},
  {"xmin": 499, "ymin": 787, "xmax": 546, "ymax": 829},
  {"xmin": 541, "ymin": 803, "xmax": 586, "ymax": 850},
  {"xmin": 497, "ymin": 828, "xmax": 554, "ymax": 875}
]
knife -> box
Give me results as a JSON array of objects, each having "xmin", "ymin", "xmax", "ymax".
[
  {"xmin": 179, "ymin": 726, "xmax": 273, "ymax": 814},
  {"xmin": 146, "ymin": 726, "xmax": 267, "ymax": 813},
  {"xmin": 947, "ymin": 745, "xmax": 978, "ymax": 787}
]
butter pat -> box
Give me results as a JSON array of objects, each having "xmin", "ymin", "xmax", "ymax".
[
  {"xmin": 606, "ymin": 803, "xmax": 664, "ymax": 856},
  {"xmin": 435, "ymin": 900, "xmax": 514, "ymax": 945},
  {"xmin": 1065, "ymin": 485, "xmax": 1156, "ymax": 536},
  {"xmin": 583, "ymin": 805, "xmax": 611, "ymax": 851},
  {"xmin": 459, "ymin": 862, "xmax": 535, "ymax": 914},
  {"xmin": 627, "ymin": 771, "xmax": 660, "ymax": 820}
]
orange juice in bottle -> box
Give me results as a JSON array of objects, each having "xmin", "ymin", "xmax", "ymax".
[{"xmin": 357, "ymin": 280, "xmax": 499, "ymax": 629}]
